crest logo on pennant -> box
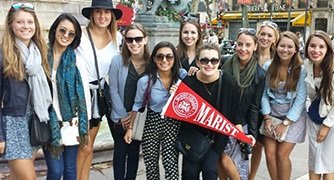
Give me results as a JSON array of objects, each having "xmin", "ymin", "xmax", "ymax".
[{"xmin": 172, "ymin": 92, "xmax": 198, "ymax": 118}]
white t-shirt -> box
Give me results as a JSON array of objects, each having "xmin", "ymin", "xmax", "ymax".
[{"xmin": 75, "ymin": 33, "xmax": 119, "ymax": 83}]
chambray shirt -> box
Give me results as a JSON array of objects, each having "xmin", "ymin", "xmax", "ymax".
[
  {"xmin": 132, "ymin": 69, "xmax": 187, "ymax": 113},
  {"xmin": 261, "ymin": 61, "xmax": 307, "ymax": 122}
]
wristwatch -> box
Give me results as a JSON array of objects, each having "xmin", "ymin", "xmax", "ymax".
[{"xmin": 283, "ymin": 120, "xmax": 289, "ymax": 126}]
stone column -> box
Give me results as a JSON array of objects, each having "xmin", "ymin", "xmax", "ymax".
[{"xmin": 135, "ymin": 15, "xmax": 180, "ymax": 51}]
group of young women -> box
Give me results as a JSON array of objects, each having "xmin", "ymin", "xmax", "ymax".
[{"xmin": 0, "ymin": 0, "xmax": 333, "ymax": 180}]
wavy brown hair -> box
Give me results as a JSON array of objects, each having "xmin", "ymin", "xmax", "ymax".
[
  {"xmin": 121, "ymin": 23, "xmax": 150, "ymax": 67},
  {"xmin": 305, "ymin": 30, "xmax": 334, "ymax": 105},
  {"xmin": 176, "ymin": 21, "xmax": 203, "ymax": 60},
  {"xmin": 88, "ymin": 9, "xmax": 117, "ymax": 48},
  {"xmin": 267, "ymin": 31, "xmax": 303, "ymax": 91},
  {"xmin": 1, "ymin": 6, "xmax": 49, "ymax": 81}
]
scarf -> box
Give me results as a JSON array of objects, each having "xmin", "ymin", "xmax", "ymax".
[
  {"xmin": 15, "ymin": 38, "xmax": 52, "ymax": 122},
  {"xmin": 47, "ymin": 45, "xmax": 88, "ymax": 158},
  {"xmin": 222, "ymin": 53, "xmax": 257, "ymax": 99}
]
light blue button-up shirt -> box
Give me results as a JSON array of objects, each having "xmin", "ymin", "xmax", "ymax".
[
  {"xmin": 261, "ymin": 61, "xmax": 307, "ymax": 122},
  {"xmin": 132, "ymin": 69, "xmax": 187, "ymax": 113}
]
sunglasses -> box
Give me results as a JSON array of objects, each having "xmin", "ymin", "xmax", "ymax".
[
  {"xmin": 262, "ymin": 21, "xmax": 278, "ymax": 29},
  {"xmin": 58, "ymin": 27, "xmax": 76, "ymax": 39},
  {"xmin": 125, "ymin": 36, "xmax": 144, "ymax": 44},
  {"xmin": 183, "ymin": 16, "xmax": 199, "ymax": 22},
  {"xmin": 155, "ymin": 53, "xmax": 174, "ymax": 62},
  {"xmin": 238, "ymin": 28, "xmax": 257, "ymax": 35},
  {"xmin": 12, "ymin": 2, "xmax": 34, "ymax": 10},
  {"xmin": 199, "ymin": 57, "xmax": 220, "ymax": 65}
]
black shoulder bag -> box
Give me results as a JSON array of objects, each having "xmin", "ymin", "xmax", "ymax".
[
  {"xmin": 175, "ymin": 71, "xmax": 223, "ymax": 162},
  {"xmin": 86, "ymin": 27, "xmax": 112, "ymax": 117},
  {"xmin": 30, "ymin": 109, "xmax": 52, "ymax": 146}
]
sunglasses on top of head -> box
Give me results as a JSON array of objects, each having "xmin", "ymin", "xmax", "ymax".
[
  {"xmin": 183, "ymin": 16, "xmax": 199, "ymax": 22},
  {"xmin": 58, "ymin": 27, "xmax": 76, "ymax": 39},
  {"xmin": 198, "ymin": 57, "xmax": 220, "ymax": 65},
  {"xmin": 125, "ymin": 36, "xmax": 144, "ymax": 44},
  {"xmin": 12, "ymin": 2, "xmax": 34, "ymax": 10},
  {"xmin": 155, "ymin": 53, "xmax": 174, "ymax": 62},
  {"xmin": 262, "ymin": 21, "xmax": 278, "ymax": 29},
  {"xmin": 238, "ymin": 28, "xmax": 257, "ymax": 35}
]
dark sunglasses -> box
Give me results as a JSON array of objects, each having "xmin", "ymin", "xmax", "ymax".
[
  {"xmin": 58, "ymin": 27, "xmax": 76, "ymax": 39},
  {"xmin": 12, "ymin": 2, "xmax": 34, "ymax": 10},
  {"xmin": 262, "ymin": 21, "xmax": 278, "ymax": 29},
  {"xmin": 125, "ymin": 36, "xmax": 144, "ymax": 44},
  {"xmin": 199, "ymin": 58, "xmax": 220, "ymax": 65},
  {"xmin": 238, "ymin": 28, "xmax": 257, "ymax": 35},
  {"xmin": 155, "ymin": 53, "xmax": 174, "ymax": 62}
]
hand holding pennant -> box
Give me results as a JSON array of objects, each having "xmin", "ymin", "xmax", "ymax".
[{"xmin": 161, "ymin": 80, "xmax": 253, "ymax": 144}]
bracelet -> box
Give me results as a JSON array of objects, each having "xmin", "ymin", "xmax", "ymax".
[
  {"xmin": 128, "ymin": 127, "xmax": 133, "ymax": 130},
  {"xmin": 264, "ymin": 118, "xmax": 270, "ymax": 121}
]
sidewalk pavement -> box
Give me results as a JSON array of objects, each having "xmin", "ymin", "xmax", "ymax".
[{"xmin": 36, "ymin": 137, "xmax": 310, "ymax": 180}]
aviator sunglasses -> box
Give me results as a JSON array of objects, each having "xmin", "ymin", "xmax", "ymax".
[
  {"xmin": 12, "ymin": 2, "xmax": 34, "ymax": 10},
  {"xmin": 125, "ymin": 36, "xmax": 144, "ymax": 44},
  {"xmin": 58, "ymin": 27, "xmax": 76, "ymax": 39},
  {"xmin": 238, "ymin": 28, "xmax": 257, "ymax": 35},
  {"xmin": 155, "ymin": 53, "xmax": 174, "ymax": 62},
  {"xmin": 199, "ymin": 57, "xmax": 220, "ymax": 65}
]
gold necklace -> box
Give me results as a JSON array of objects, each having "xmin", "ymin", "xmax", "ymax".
[{"xmin": 202, "ymin": 81, "xmax": 216, "ymax": 96}]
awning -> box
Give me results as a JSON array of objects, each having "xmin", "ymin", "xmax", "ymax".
[
  {"xmin": 201, "ymin": 18, "xmax": 225, "ymax": 29},
  {"xmin": 116, "ymin": 4, "xmax": 134, "ymax": 26},
  {"xmin": 291, "ymin": 11, "xmax": 311, "ymax": 27},
  {"xmin": 221, "ymin": 11, "xmax": 306, "ymax": 20}
]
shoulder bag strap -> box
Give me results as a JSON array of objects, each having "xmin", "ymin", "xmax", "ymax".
[
  {"xmin": 210, "ymin": 70, "xmax": 223, "ymax": 141},
  {"xmin": 86, "ymin": 27, "xmax": 102, "ymax": 94},
  {"xmin": 142, "ymin": 76, "xmax": 151, "ymax": 107},
  {"xmin": 289, "ymin": 92, "xmax": 294, "ymax": 109}
]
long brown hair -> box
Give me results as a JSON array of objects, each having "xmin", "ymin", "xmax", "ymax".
[
  {"xmin": 267, "ymin": 31, "xmax": 303, "ymax": 91},
  {"xmin": 88, "ymin": 9, "xmax": 118, "ymax": 48},
  {"xmin": 121, "ymin": 23, "xmax": 150, "ymax": 67},
  {"xmin": 2, "ymin": 6, "xmax": 49, "ymax": 81},
  {"xmin": 305, "ymin": 30, "xmax": 334, "ymax": 105},
  {"xmin": 176, "ymin": 21, "xmax": 203, "ymax": 60}
]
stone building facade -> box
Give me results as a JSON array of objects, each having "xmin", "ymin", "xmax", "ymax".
[
  {"xmin": 219, "ymin": 0, "xmax": 334, "ymax": 40},
  {"xmin": 0, "ymin": 0, "xmax": 121, "ymax": 39}
]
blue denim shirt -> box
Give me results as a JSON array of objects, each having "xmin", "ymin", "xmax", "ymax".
[
  {"xmin": 132, "ymin": 69, "xmax": 187, "ymax": 113},
  {"xmin": 261, "ymin": 61, "xmax": 307, "ymax": 122}
]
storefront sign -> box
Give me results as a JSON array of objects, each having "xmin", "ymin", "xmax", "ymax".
[{"xmin": 238, "ymin": 0, "xmax": 252, "ymax": 5}]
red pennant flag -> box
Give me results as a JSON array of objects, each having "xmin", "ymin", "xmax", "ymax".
[{"xmin": 161, "ymin": 80, "xmax": 252, "ymax": 144}]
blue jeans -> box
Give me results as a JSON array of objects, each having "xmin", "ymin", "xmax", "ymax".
[
  {"xmin": 43, "ymin": 145, "xmax": 79, "ymax": 180},
  {"xmin": 109, "ymin": 121, "xmax": 140, "ymax": 180}
]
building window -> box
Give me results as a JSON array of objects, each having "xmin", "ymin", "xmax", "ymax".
[
  {"xmin": 315, "ymin": 18, "xmax": 327, "ymax": 32},
  {"xmin": 298, "ymin": 0, "xmax": 305, "ymax": 8},
  {"xmin": 317, "ymin": 0, "xmax": 328, "ymax": 8},
  {"xmin": 233, "ymin": 0, "xmax": 239, "ymax": 11}
]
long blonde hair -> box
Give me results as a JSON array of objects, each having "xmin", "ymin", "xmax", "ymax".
[
  {"xmin": 1, "ymin": 6, "xmax": 49, "ymax": 81},
  {"xmin": 257, "ymin": 23, "xmax": 279, "ymax": 58},
  {"xmin": 88, "ymin": 10, "xmax": 118, "ymax": 48}
]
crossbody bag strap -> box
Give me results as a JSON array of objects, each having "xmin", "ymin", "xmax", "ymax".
[
  {"xmin": 212, "ymin": 70, "xmax": 223, "ymax": 141},
  {"xmin": 86, "ymin": 27, "xmax": 102, "ymax": 94},
  {"xmin": 289, "ymin": 92, "xmax": 294, "ymax": 108},
  {"xmin": 142, "ymin": 76, "xmax": 151, "ymax": 107},
  {"xmin": 216, "ymin": 70, "xmax": 223, "ymax": 108}
]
